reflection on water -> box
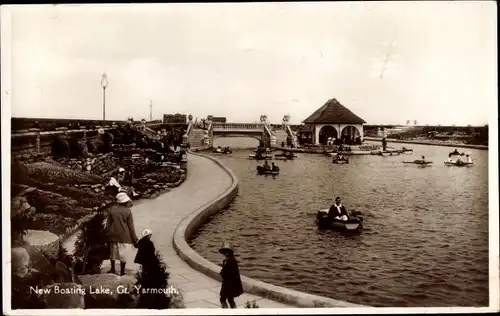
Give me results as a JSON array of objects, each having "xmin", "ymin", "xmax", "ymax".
[{"xmin": 189, "ymin": 141, "xmax": 489, "ymax": 307}]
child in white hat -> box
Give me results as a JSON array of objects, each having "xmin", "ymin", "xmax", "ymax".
[{"xmin": 134, "ymin": 229, "xmax": 156, "ymax": 267}]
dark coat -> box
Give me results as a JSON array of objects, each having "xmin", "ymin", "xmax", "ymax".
[
  {"xmin": 220, "ymin": 256, "xmax": 243, "ymax": 298},
  {"xmin": 105, "ymin": 204, "xmax": 138, "ymax": 244},
  {"xmin": 328, "ymin": 204, "xmax": 347, "ymax": 219},
  {"xmin": 134, "ymin": 237, "xmax": 156, "ymax": 266}
]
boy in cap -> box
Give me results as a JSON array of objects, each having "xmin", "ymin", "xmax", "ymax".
[
  {"xmin": 219, "ymin": 242, "xmax": 243, "ymax": 308},
  {"xmin": 105, "ymin": 192, "xmax": 138, "ymax": 275}
]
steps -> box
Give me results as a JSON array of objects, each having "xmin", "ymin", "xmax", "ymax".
[
  {"xmin": 274, "ymin": 129, "xmax": 288, "ymax": 147},
  {"xmin": 188, "ymin": 128, "xmax": 207, "ymax": 149}
]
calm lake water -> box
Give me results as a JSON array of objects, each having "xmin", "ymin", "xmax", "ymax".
[{"xmin": 189, "ymin": 139, "xmax": 489, "ymax": 307}]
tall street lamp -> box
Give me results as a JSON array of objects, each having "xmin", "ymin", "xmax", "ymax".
[{"xmin": 101, "ymin": 73, "xmax": 108, "ymax": 125}]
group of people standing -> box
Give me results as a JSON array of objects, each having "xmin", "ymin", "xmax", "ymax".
[{"xmin": 104, "ymin": 167, "xmax": 244, "ymax": 308}]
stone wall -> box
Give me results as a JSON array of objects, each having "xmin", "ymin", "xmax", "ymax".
[{"xmin": 173, "ymin": 152, "xmax": 367, "ymax": 308}]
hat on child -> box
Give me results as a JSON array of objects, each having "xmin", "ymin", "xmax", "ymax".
[
  {"xmin": 218, "ymin": 241, "xmax": 234, "ymax": 255},
  {"xmin": 141, "ymin": 229, "xmax": 152, "ymax": 238},
  {"xmin": 116, "ymin": 192, "xmax": 131, "ymax": 204}
]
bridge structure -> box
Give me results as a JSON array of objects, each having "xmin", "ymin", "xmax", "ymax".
[
  {"xmin": 186, "ymin": 115, "xmax": 301, "ymax": 149},
  {"xmin": 209, "ymin": 122, "xmax": 271, "ymax": 147}
]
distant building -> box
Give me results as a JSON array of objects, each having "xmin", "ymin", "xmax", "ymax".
[
  {"xmin": 211, "ymin": 117, "xmax": 227, "ymax": 123},
  {"xmin": 298, "ymin": 98, "xmax": 366, "ymax": 145},
  {"xmin": 163, "ymin": 113, "xmax": 187, "ymax": 124}
]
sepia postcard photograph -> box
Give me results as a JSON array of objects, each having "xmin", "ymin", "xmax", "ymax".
[{"xmin": 1, "ymin": 1, "xmax": 498, "ymax": 315}]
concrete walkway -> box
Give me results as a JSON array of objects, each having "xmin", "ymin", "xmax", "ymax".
[{"xmin": 65, "ymin": 154, "xmax": 292, "ymax": 308}]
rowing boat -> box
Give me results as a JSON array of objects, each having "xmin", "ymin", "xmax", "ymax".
[
  {"xmin": 444, "ymin": 161, "xmax": 473, "ymax": 167},
  {"xmin": 403, "ymin": 160, "xmax": 433, "ymax": 165},
  {"xmin": 316, "ymin": 209, "xmax": 363, "ymax": 231}
]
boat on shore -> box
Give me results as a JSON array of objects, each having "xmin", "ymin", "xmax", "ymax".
[{"xmin": 316, "ymin": 209, "xmax": 363, "ymax": 232}]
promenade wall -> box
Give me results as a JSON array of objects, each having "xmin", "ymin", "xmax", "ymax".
[
  {"xmin": 363, "ymin": 137, "xmax": 488, "ymax": 150},
  {"xmin": 173, "ymin": 151, "xmax": 367, "ymax": 308}
]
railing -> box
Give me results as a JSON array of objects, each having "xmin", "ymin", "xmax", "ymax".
[
  {"xmin": 211, "ymin": 123, "xmax": 263, "ymax": 130},
  {"xmin": 137, "ymin": 125, "xmax": 161, "ymax": 141},
  {"xmin": 186, "ymin": 118, "xmax": 195, "ymax": 136},
  {"xmin": 285, "ymin": 124, "xmax": 298, "ymax": 147}
]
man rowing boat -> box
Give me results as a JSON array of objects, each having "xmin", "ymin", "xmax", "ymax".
[
  {"xmin": 328, "ymin": 197, "xmax": 349, "ymax": 221},
  {"xmin": 414, "ymin": 156, "xmax": 428, "ymax": 164}
]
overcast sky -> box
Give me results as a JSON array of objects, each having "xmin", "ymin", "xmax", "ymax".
[{"xmin": 3, "ymin": 2, "xmax": 497, "ymax": 125}]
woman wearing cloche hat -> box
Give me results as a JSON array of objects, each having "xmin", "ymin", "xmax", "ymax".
[{"xmin": 218, "ymin": 241, "xmax": 243, "ymax": 308}]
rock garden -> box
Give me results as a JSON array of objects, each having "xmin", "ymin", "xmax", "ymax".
[{"xmin": 11, "ymin": 123, "xmax": 188, "ymax": 309}]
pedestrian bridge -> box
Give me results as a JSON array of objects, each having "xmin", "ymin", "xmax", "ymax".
[
  {"xmin": 187, "ymin": 118, "xmax": 297, "ymax": 148},
  {"xmin": 209, "ymin": 123, "xmax": 269, "ymax": 146}
]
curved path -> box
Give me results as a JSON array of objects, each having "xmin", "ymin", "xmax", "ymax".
[
  {"xmin": 132, "ymin": 154, "xmax": 293, "ymax": 308},
  {"xmin": 66, "ymin": 153, "xmax": 291, "ymax": 308}
]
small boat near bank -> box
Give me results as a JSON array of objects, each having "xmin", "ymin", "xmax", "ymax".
[
  {"xmin": 212, "ymin": 147, "xmax": 232, "ymax": 154},
  {"xmin": 316, "ymin": 209, "xmax": 363, "ymax": 232},
  {"xmin": 249, "ymin": 153, "xmax": 273, "ymax": 160},
  {"xmin": 274, "ymin": 151, "xmax": 297, "ymax": 160},
  {"xmin": 378, "ymin": 151, "xmax": 401, "ymax": 156}
]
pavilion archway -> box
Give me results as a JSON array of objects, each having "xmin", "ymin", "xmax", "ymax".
[
  {"xmin": 340, "ymin": 125, "xmax": 361, "ymax": 143},
  {"xmin": 318, "ymin": 125, "xmax": 338, "ymax": 145}
]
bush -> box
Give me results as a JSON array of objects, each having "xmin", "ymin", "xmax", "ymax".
[
  {"xmin": 73, "ymin": 213, "xmax": 109, "ymax": 275},
  {"xmin": 245, "ymin": 300, "xmax": 260, "ymax": 308},
  {"xmin": 168, "ymin": 290, "xmax": 185, "ymax": 308},
  {"xmin": 11, "ymin": 196, "xmax": 36, "ymax": 247},
  {"xmin": 135, "ymin": 250, "xmax": 171, "ymax": 309},
  {"xmin": 52, "ymin": 136, "xmax": 70, "ymax": 157}
]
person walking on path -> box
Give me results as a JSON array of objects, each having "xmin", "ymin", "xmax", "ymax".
[
  {"xmin": 105, "ymin": 192, "xmax": 139, "ymax": 276},
  {"xmin": 219, "ymin": 242, "xmax": 243, "ymax": 308}
]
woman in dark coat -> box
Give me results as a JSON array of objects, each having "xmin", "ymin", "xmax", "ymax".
[{"xmin": 219, "ymin": 242, "xmax": 243, "ymax": 308}]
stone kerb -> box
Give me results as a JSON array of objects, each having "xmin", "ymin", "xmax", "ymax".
[{"xmin": 173, "ymin": 151, "xmax": 369, "ymax": 308}]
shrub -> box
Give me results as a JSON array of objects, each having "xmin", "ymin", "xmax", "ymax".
[
  {"xmin": 168, "ymin": 290, "xmax": 185, "ymax": 308},
  {"xmin": 245, "ymin": 300, "xmax": 260, "ymax": 308},
  {"xmin": 135, "ymin": 250, "xmax": 171, "ymax": 309},
  {"xmin": 11, "ymin": 196, "xmax": 36, "ymax": 247},
  {"xmin": 73, "ymin": 213, "xmax": 109, "ymax": 275},
  {"xmin": 52, "ymin": 136, "xmax": 70, "ymax": 157}
]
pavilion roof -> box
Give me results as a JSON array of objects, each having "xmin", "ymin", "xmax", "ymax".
[{"xmin": 302, "ymin": 98, "xmax": 366, "ymax": 124}]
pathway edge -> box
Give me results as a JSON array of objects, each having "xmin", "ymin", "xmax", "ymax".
[{"xmin": 172, "ymin": 151, "xmax": 368, "ymax": 308}]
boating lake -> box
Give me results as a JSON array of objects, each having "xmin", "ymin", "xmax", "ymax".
[{"xmin": 188, "ymin": 139, "xmax": 489, "ymax": 307}]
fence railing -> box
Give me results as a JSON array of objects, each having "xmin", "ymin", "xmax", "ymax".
[{"xmin": 211, "ymin": 123, "xmax": 263, "ymax": 130}]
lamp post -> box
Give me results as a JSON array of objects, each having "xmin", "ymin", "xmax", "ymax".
[
  {"xmin": 101, "ymin": 73, "xmax": 108, "ymax": 125},
  {"xmin": 149, "ymin": 100, "xmax": 153, "ymax": 122}
]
